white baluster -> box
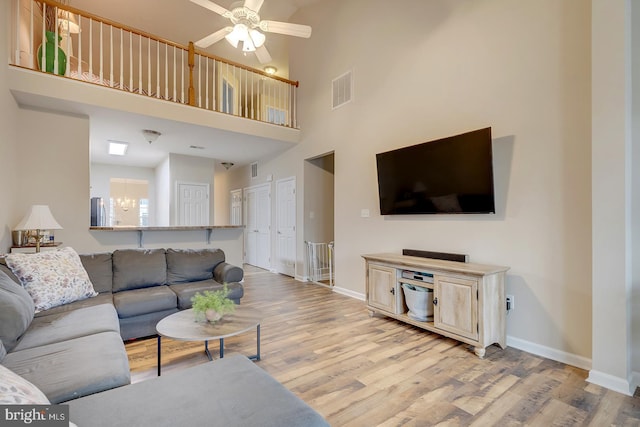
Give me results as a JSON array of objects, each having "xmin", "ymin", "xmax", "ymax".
[
  {"xmin": 99, "ymin": 22, "xmax": 103, "ymax": 83},
  {"xmin": 205, "ymin": 57, "xmax": 209, "ymax": 109},
  {"xmin": 211, "ymin": 59, "xmax": 220, "ymax": 111},
  {"xmin": 89, "ymin": 19, "xmax": 93, "ymax": 80},
  {"xmin": 54, "ymin": 6, "xmax": 59, "ymax": 75},
  {"xmin": 149, "ymin": 38, "xmax": 153, "ymax": 96},
  {"xmin": 129, "ymin": 31, "xmax": 133, "ymax": 91},
  {"xmin": 251, "ymin": 71, "xmax": 254, "ymax": 119},
  {"xmin": 181, "ymin": 49, "xmax": 184, "ymax": 103},
  {"xmin": 173, "ymin": 45, "xmax": 176, "ymax": 102},
  {"xmin": 15, "ymin": 0, "xmax": 20, "ymax": 66},
  {"xmin": 40, "ymin": 3, "xmax": 46, "ymax": 72},
  {"xmin": 165, "ymin": 44, "xmax": 168, "ymax": 100},
  {"xmin": 198, "ymin": 55, "xmax": 202, "ymax": 107},
  {"xmin": 120, "ymin": 28, "xmax": 123, "ymax": 86},
  {"xmin": 109, "ymin": 26, "xmax": 113, "ymax": 86},
  {"xmin": 139, "ymin": 33, "xmax": 142, "ymax": 94},
  {"xmin": 155, "ymin": 41, "xmax": 159, "ymax": 97},
  {"xmin": 77, "ymin": 15, "xmax": 81, "ymax": 74},
  {"xmin": 29, "ymin": 0, "xmax": 34, "ymax": 66}
]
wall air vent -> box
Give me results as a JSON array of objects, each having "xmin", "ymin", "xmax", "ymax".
[
  {"xmin": 332, "ymin": 70, "xmax": 353, "ymax": 110},
  {"xmin": 251, "ymin": 162, "xmax": 258, "ymax": 179}
]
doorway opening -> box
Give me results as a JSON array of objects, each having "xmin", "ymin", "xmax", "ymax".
[{"xmin": 303, "ymin": 152, "xmax": 335, "ymax": 286}]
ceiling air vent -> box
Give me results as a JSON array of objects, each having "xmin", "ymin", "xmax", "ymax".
[
  {"xmin": 251, "ymin": 162, "xmax": 258, "ymax": 179},
  {"xmin": 332, "ymin": 70, "xmax": 353, "ymax": 110}
]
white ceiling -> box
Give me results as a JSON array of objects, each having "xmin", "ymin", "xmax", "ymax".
[{"xmin": 62, "ymin": 0, "xmax": 320, "ymax": 168}]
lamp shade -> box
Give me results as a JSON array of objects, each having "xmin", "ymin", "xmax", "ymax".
[{"xmin": 15, "ymin": 205, "xmax": 63, "ymax": 231}]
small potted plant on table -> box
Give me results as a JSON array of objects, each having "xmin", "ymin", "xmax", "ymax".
[{"xmin": 191, "ymin": 285, "xmax": 235, "ymax": 323}]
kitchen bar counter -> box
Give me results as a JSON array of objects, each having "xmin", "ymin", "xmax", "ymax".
[{"xmin": 89, "ymin": 225, "xmax": 244, "ymax": 247}]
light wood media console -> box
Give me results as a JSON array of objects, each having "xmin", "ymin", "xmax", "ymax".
[{"xmin": 362, "ymin": 253, "xmax": 509, "ymax": 358}]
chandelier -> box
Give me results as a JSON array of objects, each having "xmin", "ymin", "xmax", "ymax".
[{"xmin": 116, "ymin": 196, "xmax": 136, "ymax": 212}]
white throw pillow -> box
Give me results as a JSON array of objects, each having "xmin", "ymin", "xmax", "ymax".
[
  {"xmin": 0, "ymin": 364, "xmax": 50, "ymax": 404},
  {"xmin": 6, "ymin": 247, "xmax": 98, "ymax": 312}
]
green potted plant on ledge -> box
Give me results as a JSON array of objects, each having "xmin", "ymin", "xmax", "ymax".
[{"xmin": 191, "ymin": 285, "xmax": 235, "ymax": 323}]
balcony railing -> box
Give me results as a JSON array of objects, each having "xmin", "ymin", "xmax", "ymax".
[{"xmin": 10, "ymin": 0, "xmax": 299, "ymax": 128}]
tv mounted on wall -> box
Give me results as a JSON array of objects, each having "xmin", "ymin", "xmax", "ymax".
[{"xmin": 376, "ymin": 127, "xmax": 495, "ymax": 215}]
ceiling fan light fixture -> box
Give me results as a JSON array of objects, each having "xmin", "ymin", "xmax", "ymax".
[
  {"xmin": 249, "ymin": 29, "xmax": 266, "ymax": 48},
  {"xmin": 225, "ymin": 24, "xmax": 248, "ymax": 49}
]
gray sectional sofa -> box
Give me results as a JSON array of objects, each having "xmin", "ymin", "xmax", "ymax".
[
  {"xmin": 32, "ymin": 248, "xmax": 245, "ymax": 340},
  {"xmin": 0, "ymin": 247, "xmax": 329, "ymax": 426},
  {"xmin": 0, "ymin": 247, "xmax": 244, "ymax": 403}
]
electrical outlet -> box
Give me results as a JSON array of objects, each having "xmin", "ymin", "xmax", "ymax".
[{"xmin": 506, "ymin": 295, "xmax": 514, "ymax": 311}]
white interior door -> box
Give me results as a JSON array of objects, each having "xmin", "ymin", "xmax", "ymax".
[
  {"xmin": 177, "ymin": 182, "xmax": 209, "ymax": 226},
  {"xmin": 276, "ymin": 177, "xmax": 296, "ymax": 277},
  {"xmin": 244, "ymin": 183, "xmax": 271, "ymax": 269}
]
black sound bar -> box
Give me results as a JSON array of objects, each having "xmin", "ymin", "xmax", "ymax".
[{"xmin": 402, "ymin": 249, "xmax": 468, "ymax": 263}]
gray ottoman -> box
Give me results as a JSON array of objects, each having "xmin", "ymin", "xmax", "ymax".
[{"xmin": 68, "ymin": 355, "xmax": 329, "ymax": 427}]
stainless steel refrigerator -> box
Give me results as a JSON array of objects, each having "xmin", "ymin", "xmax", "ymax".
[{"xmin": 90, "ymin": 197, "xmax": 107, "ymax": 226}]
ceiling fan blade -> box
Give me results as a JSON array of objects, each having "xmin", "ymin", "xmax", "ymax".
[
  {"xmin": 260, "ymin": 20, "xmax": 312, "ymax": 38},
  {"xmin": 255, "ymin": 45, "xmax": 272, "ymax": 64},
  {"xmin": 195, "ymin": 27, "xmax": 233, "ymax": 48},
  {"xmin": 190, "ymin": 0, "xmax": 230, "ymax": 17},
  {"xmin": 244, "ymin": 0, "xmax": 265, "ymax": 13}
]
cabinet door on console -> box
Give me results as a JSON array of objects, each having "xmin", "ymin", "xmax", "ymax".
[
  {"xmin": 434, "ymin": 276, "xmax": 478, "ymax": 340},
  {"xmin": 367, "ymin": 264, "xmax": 398, "ymax": 314}
]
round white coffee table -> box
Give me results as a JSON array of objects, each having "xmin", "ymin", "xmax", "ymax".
[{"xmin": 156, "ymin": 306, "xmax": 262, "ymax": 376}]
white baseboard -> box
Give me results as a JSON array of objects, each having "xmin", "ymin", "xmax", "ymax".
[
  {"xmin": 332, "ymin": 286, "xmax": 365, "ymax": 301},
  {"xmin": 506, "ymin": 336, "xmax": 592, "ymax": 371},
  {"xmin": 587, "ymin": 370, "xmax": 634, "ymax": 396}
]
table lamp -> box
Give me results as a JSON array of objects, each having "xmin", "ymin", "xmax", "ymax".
[{"xmin": 14, "ymin": 205, "xmax": 63, "ymax": 253}]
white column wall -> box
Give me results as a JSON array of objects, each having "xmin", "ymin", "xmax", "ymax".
[{"xmin": 589, "ymin": 0, "xmax": 634, "ymax": 395}]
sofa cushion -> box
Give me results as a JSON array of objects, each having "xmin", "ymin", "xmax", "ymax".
[
  {"xmin": 80, "ymin": 252, "xmax": 113, "ymax": 293},
  {"xmin": 119, "ymin": 309, "xmax": 178, "ymax": 341},
  {"xmin": 0, "ymin": 364, "xmax": 50, "ymax": 405},
  {"xmin": 33, "ymin": 292, "xmax": 113, "ymax": 318},
  {"xmin": 0, "ymin": 269, "xmax": 35, "ymax": 352},
  {"xmin": 2, "ymin": 331, "xmax": 130, "ymax": 404},
  {"xmin": 166, "ymin": 248, "xmax": 225, "ymax": 284},
  {"xmin": 112, "ymin": 249, "xmax": 166, "ymax": 292},
  {"xmin": 68, "ymin": 355, "xmax": 329, "ymax": 427},
  {"xmin": 13, "ymin": 304, "xmax": 121, "ymax": 352},
  {"xmin": 113, "ymin": 286, "xmax": 177, "ymax": 318},
  {"xmin": 5, "ymin": 247, "xmax": 98, "ymax": 312},
  {"xmin": 0, "ymin": 341, "xmax": 6, "ymax": 362},
  {"xmin": 170, "ymin": 280, "xmax": 244, "ymax": 309}
]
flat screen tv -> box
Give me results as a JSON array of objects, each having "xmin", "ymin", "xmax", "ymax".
[{"xmin": 376, "ymin": 127, "xmax": 495, "ymax": 215}]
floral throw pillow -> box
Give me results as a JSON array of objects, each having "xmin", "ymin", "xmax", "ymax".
[
  {"xmin": 0, "ymin": 364, "xmax": 50, "ymax": 404},
  {"xmin": 6, "ymin": 247, "xmax": 98, "ymax": 313}
]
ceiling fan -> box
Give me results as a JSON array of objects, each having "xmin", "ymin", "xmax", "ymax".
[{"xmin": 191, "ymin": 0, "xmax": 312, "ymax": 64}]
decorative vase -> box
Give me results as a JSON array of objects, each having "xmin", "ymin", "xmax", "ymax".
[
  {"xmin": 37, "ymin": 31, "xmax": 67, "ymax": 75},
  {"xmin": 205, "ymin": 309, "xmax": 222, "ymax": 323}
]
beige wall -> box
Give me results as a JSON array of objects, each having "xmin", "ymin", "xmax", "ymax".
[
  {"xmin": 231, "ymin": 0, "xmax": 594, "ymax": 364},
  {"xmin": 1, "ymin": 0, "xmax": 20, "ymax": 250}
]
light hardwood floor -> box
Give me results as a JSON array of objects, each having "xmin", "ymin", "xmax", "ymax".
[{"xmin": 126, "ymin": 266, "xmax": 640, "ymax": 426}]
